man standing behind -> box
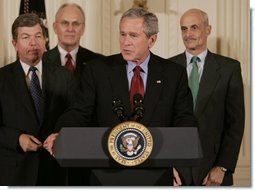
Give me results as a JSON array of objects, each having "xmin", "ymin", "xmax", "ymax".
[
  {"xmin": 43, "ymin": 3, "xmax": 103, "ymax": 86},
  {"xmin": 0, "ymin": 13, "xmax": 77, "ymax": 185},
  {"xmin": 169, "ymin": 8, "xmax": 245, "ymax": 186},
  {"xmin": 43, "ymin": 3, "xmax": 103, "ymax": 185}
]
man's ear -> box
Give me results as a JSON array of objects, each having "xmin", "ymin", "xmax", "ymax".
[
  {"xmin": 12, "ymin": 39, "xmax": 17, "ymax": 51},
  {"xmin": 148, "ymin": 34, "xmax": 157, "ymax": 48}
]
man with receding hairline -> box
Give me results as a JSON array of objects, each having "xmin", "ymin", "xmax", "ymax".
[
  {"xmin": 43, "ymin": 3, "xmax": 104, "ymax": 185},
  {"xmin": 170, "ymin": 8, "xmax": 245, "ymax": 186},
  {"xmin": 43, "ymin": 3, "xmax": 103, "ymax": 88}
]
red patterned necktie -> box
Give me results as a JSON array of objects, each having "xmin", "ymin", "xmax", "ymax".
[
  {"xmin": 65, "ymin": 53, "xmax": 75, "ymax": 73},
  {"xmin": 130, "ymin": 66, "xmax": 144, "ymax": 112}
]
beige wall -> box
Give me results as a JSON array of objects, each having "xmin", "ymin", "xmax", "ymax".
[{"xmin": 0, "ymin": 0, "xmax": 250, "ymax": 186}]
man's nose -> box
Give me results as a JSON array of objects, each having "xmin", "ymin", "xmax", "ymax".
[{"xmin": 29, "ymin": 36, "xmax": 38, "ymax": 45}]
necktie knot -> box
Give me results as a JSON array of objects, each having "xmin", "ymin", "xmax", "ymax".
[
  {"xmin": 66, "ymin": 53, "xmax": 72, "ymax": 59},
  {"xmin": 133, "ymin": 66, "xmax": 142, "ymax": 75},
  {"xmin": 191, "ymin": 56, "xmax": 200, "ymax": 64},
  {"xmin": 29, "ymin": 66, "xmax": 37, "ymax": 73}
]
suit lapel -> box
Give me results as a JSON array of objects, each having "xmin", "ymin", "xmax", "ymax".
[
  {"xmin": 108, "ymin": 55, "xmax": 132, "ymax": 115},
  {"xmin": 142, "ymin": 54, "xmax": 163, "ymax": 123},
  {"xmin": 75, "ymin": 47, "xmax": 88, "ymax": 77},
  {"xmin": 195, "ymin": 52, "xmax": 220, "ymax": 116},
  {"xmin": 9, "ymin": 61, "xmax": 38, "ymax": 122}
]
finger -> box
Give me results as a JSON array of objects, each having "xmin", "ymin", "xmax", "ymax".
[
  {"xmin": 30, "ymin": 136, "xmax": 42, "ymax": 146},
  {"xmin": 28, "ymin": 140, "xmax": 41, "ymax": 151},
  {"xmin": 202, "ymin": 174, "xmax": 209, "ymax": 185}
]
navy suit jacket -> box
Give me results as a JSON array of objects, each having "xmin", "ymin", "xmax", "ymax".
[
  {"xmin": 56, "ymin": 52, "xmax": 197, "ymax": 185},
  {"xmin": 0, "ymin": 60, "xmax": 77, "ymax": 185},
  {"xmin": 169, "ymin": 51, "xmax": 245, "ymax": 185}
]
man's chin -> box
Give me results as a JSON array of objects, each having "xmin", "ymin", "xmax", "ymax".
[{"xmin": 122, "ymin": 54, "xmax": 133, "ymax": 61}]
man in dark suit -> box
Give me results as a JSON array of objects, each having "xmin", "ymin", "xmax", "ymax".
[
  {"xmin": 43, "ymin": 3, "xmax": 103, "ymax": 185},
  {"xmin": 43, "ymin": 3, "xmax": 103, "ymax": 87},
  {"xmin": 169, "ymin": 8, "xmax": 245, "ymax": 186},
  {"xmin": 0, "ymin": 13, "xmax": 77, "ymax": 185},
  {"xmin": 46, "ymin": 7, "xmax": 197, "ymax": 186}
]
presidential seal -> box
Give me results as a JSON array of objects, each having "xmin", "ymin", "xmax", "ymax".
[{"xmin": 108, "ymin": 121, "xmax": 153, "ymax": 166}]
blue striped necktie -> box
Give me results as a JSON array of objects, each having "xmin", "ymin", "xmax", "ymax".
[{"xmin": 29, "ymin": 66, "xmax": 43, "ymax": 123}]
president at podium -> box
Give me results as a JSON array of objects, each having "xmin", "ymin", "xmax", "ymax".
[{"xmin": 45, "ymin": 7, "xmax": 197, "ymax": 186}]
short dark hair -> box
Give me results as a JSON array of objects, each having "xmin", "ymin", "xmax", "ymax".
[{"xmin": 12, "ymin": 13, "xmax": 46, "ymax": 40}]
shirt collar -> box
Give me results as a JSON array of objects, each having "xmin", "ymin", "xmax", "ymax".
[
  {"xmin": 185, "ymin": 49, "xmax": 208, "ymax": 65},
  {"xmin": 58, "ymin": 45, "xmax": 79, "ymax": 61},
  {"xmin": 20, "ymin": 60, "xmax": 42, "ymax": 75},
  {"xmin": 127, "ymin": 54, "xmax": 150, "ymax": 74}
]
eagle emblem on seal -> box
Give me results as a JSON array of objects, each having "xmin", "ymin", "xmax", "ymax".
[{"xmin": 120, "ymin": 133, "xmax": 142, "ymax": 156}]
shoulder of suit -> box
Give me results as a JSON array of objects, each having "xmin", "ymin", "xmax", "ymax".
[
  {"xmin": 209, "ymin": 52, "xmax": 241, "ymax": 67},
  {"xmin": 168, "ymin": 53, "xmax": 184, "ymax": 61},
  {"xmin": 78, "ymin": 46, "xmax": 104, "ymax": 59},
  {"xmin": 0, "ymin": 61, "xmax": 18, "ymax": 72},
  {"xmin": 0, "ymin": 61, "xmax": 20, "ymax": 85}
]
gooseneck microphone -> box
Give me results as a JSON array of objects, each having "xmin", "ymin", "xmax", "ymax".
[
  {"xmin": 112, "ymin": 99, "xmax": 127, "ymax": 122},
  {"xmin": 133, "ymin": 93, "xmax": 145, "ymax": 122}
]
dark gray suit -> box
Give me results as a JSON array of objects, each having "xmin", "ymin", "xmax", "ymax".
[
  {"xmin": 169, "ymin": 51, "xmax": 245, "ymax": 185},
  {"xmin": 0, "ymin": 60, "xmax": 77, "ymax": 185},
  {"xmin": 56, "ymin": 53, "xmax": 197, "ymax": 186}
]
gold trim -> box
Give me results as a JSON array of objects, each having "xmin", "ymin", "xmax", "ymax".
[{"xmin": 108, "ymin": 121, "xmax": 153, "ymax": 166}]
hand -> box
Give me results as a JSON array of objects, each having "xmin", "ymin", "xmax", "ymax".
[
  {"xmin": 202, "ymin": 166, "xmax": 225, "ymax": 186},
  {"xmin": 173, "ymin": 167, "xmax": 182, "ymax": 186},
  {"xmin": 43, "ymin": 133, "xmax": 58, "ymax": 156},
  {"xmin": 19, "ymin": 134, "xmax": 42, "ymax": 152}
]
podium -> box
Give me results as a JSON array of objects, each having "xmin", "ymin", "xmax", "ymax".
[{"xmin": 54, "ymin": 127, "xmax": 203, "ymax": 168}]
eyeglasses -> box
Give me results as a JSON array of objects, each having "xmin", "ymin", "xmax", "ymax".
[{"xmin": 57, "ymin": 20, "xmax": 84, "ymax": 28}]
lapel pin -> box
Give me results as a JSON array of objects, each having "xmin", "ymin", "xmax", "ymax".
[{"xmin": 156, "ymin": 80, "xmax": 161, "ymax": 84}]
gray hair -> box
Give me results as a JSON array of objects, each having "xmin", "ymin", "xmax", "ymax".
[
  {"xmin": 55, "ymin": 3, "xmax": 85, "ymax": 22},
  {"xmin": 120, "ymin": 8, "xmax": 159, "ymax": 38}
]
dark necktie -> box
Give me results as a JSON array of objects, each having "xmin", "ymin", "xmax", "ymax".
[
  {"xmin": 130, "ymin": 66, "xmax": 144, "ymax": 112},
  {"xmin": 65, "ymin": 53, "xmax": 75, "ymax": 73},
  {"xmin": 29, "ymin": 66, "xmax": 43, "ymax": 123},
  {"xmin": 188, "ymin": 56, "xmax": 200, "ymax": 109}
]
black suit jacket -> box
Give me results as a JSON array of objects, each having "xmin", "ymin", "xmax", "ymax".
[
  {"xmin": 0, "ymin": 60, "xmax": 77, "ymax": 185},
  {"xmin": 43, "ymin": 46, "xmax": 103, "ymax": 87},
  {"xmin": 169, "ymin": 51, "xmax": 245, "ymax": 185},
  {"xmin": 43, "ymin": 46, "xmax": 104, "ymax": 185},
  {"xmin": 56, "ymin": 53, "xmax": 197, "ymax": 186}
]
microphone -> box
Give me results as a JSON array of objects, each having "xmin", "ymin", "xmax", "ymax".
[
  {"xmin": 112, "ymin": 99, "xmax": 126, "ymax": 122},
  {"xmin": 133, "ymin": 93, "xmax": 145, "ymax": 122}
]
